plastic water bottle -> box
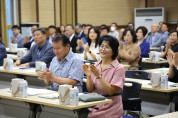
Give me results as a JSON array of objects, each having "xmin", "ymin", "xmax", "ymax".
[
  {"xmin": 161, "ymin": 74, "xmax": 168, "ymax": 89},
  {"xmin": 70, "ymin": 88, "xmax": 75, "ymax": 106},
  {"xmin": 24, "ymin": 80, "xmax": 28, "ymax": 98},
  {"xmin": 74, "ymin": 87, "xmax": 79, "ymax": 106},
  {"xmin": 19, "ymin": 82, "xmax": 24, "ymax": 97}
]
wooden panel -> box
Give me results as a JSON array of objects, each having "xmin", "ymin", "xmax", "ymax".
[
  {"xmin": 147, "ymin": 0, "xmax": 178, "ymax": 23},
  {"xmin": 38, "ymin": 0, "xmax": 55, "ymax": 27},
  {"xmin": 77, "ymin": 0, "xmax": 142, "ymax": 26},
  {"xmin": 55, "ymin": 0, "xmax": 60, "ymax": 27},
  {"xmin": 21, "ymin": 0, "xmax": 37, "ymax": 23}
]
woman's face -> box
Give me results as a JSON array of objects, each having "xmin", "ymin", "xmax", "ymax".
[
  {"xmin": 89, "ymin": 29, "xmax": 97, "ymax": 41},
  {"xmin": 99, "ymin": 40, "xmax": 113, "ymax": 59},
  {"xmin": 136, "ymin": 29, "xmax": 144, "ymax": 40},
  {"xmin": 124, "ymin": 31, "xmax": 133, "ymax": 44},
  {"xmin": 169, "ymin": 32, "xmax": 178, "ymax": 43},
  {"xmin": 60, "ymin": 26, "xmax": 65, "ymax": 32}
]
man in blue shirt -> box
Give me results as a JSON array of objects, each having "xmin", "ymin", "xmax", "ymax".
[
  {"xmin": 0, "ymin": 33, "xmax": 7, "ymax": 66},
  {"xmin": 11, "ymin": 25, "xmax": 24, "ymax": 48},
  {"xmin": 14, "ymin": 28, "xmax": 55, "ymax": 68},
  {"xmin": 37, "ymin": 34, "xmax": 83, "ymax": 92}
]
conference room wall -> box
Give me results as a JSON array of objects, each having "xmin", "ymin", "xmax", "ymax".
[
  {"xmin": 147, "ymin": 0, "xmax": 178, "ymax": 23},
  {"xmin": 77, "ymin": 0, "xmax": 145, "ymax": 26}
]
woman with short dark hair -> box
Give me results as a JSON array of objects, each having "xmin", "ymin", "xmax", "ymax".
[
  {"xmin": 84, "ymin": 27, "xmax": 100, "ymax": 61},
  {"xmin": 117, "ymin": 28, "xmax": 141, "ymax": 70},
  {"xmin": 136, "ymin": 26, "xmax": 150, "ymax": 57},
  {"xmin": 82, "ymin": 35, "xmax": 125, "ymax": 118}
]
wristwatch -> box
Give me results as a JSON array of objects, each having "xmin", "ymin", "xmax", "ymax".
[
  {"xmin": 96, "ymin": 74, "xmax": 102, "ymax": 79},
  {"xmin": 89, "ymin": 51, "xmax": 92, "ymax": 53}
]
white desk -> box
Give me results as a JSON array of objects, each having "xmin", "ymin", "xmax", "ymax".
[
  {"xmin": 142, "ymin": 58, "xmax": 168, "ymax": 69},
  {"xmin": 6, "ymin": 48, "xmax": 17, "ymax": 54},
  {"xmin": 144, "ymin": 68, "xmax": 169, "ymax": 74},
  {"xmin": 7, "ymin": 54, "xmax": 21, "ymax": 61},
  {"xmin": 126, "ymin": 78, "xmax": 178, "ymax": 116},
  {"xmin": 0, "ymin": 88, "xmax": 112, "ymax": 118},
  {"xmin": 151, "ymin": 111, "xmax": 178, "ymax": 118}
]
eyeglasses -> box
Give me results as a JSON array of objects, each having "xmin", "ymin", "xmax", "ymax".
[{"xmin": 99, "ymin": 45, "xmax": 111, "ymax": 50}]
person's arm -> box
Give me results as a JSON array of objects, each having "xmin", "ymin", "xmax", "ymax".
[
  {"xmin": 88, "ymin": 51, "xmax": 97, "ymax": 61},
  {"xmin": 141, "ymin": 42, "xmax": 150, "ymax": 57},
  {"xmin": 167, "ymin": 52, "xmax": 175, "ymax": 79},
  {"xmin": 151, "ymin": 36, "xmax": 163, "ymax": 47},
  {"xmin": 122, "ymin": 45, "xmax": 141, "ymax": 62},
  {"xmin": 20, "ymin": 48, "xmax": 33, "ymax": 64},
  {"xmin": 0, "ymin": 47, "xmax": 7, "ymax": 61}
]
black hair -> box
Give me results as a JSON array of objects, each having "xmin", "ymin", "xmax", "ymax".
[
  {"xmin": 169, "ymin": 30, "xmax": 178, "ymax": 37},
  {"xmin": 161, "ymin": 23, "xmax": 168, "ymax": 27},
  {"xmin": 127, "ymin": 22, "xmax": 134, "ymax": 29},
  {"xmin": 86, "ymin": 24, "xmax": 93, "ymax": 28},
  {"xmin": 100, "ymin": 24, "xmax": 107, "ymax": 29},
  {"xmin": 75, "ymin": 24, "xmax": 82, "ymax": 28},
  {"xmin": 87, "ymin": 27, "xmax": 100, "ymax": 48},
  {"xmin": 99, "ymin": 35, "xmax": 119, "ymax": 60},
  {"xmin": 66, "ymin": 24, "xmax": 74, "ymax": 30},
  {"xmin": 52, "ymin": 33, "xmax": 70, "ymax": 46},
  {"xmin": 12, "ymin": 25, "xmax": 20, "ymax": 30},
  {"xmin": 111, "ymin": 22, "xmax": 118, "ymax": 27},
  {"xmin": 122, "ymin": 28, "xmax": 137, "ymax": 43},
  {"xmin": 101, "ymin": 26, "xmax": 109, "ymax": 32},
  {"xmin": 82, "ymin": 24, "xmax": 86, "ymax": 27},
  {"xmin": 48, "ymin": 25, "xmax": 56, "ymax": 29},
  {"xmin": 33, "ymin": 28, "xmax": 46, "ymax": 34},
  {"xmin": 136, "ymin": 26, "xmax": 148, "ymax": 37}
]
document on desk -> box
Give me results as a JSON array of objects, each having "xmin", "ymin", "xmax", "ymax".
[
  {"xmin": 28, "ymin": 88, "xmax": 54, "ymax": 96},
  {"xmin": 39, "ymin": 93, "xmax": 58, "ymax": 99}
]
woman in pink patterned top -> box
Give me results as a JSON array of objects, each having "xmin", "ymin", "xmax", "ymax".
[{"xmin": 82, "ymin": 35, "xmax": 125, "ymax": 118}]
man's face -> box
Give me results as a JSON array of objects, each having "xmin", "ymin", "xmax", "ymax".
[
  {"xmin": 33, "ymin": 31, "xmax": 46, "ymax": 45},
  {"xmin": 31, "ymin": 26, "xmax": 37, "ymax": 33},
  {"xmin": 151, "ymin": 24, "xmax": 159, "ymax": 33},
  {"xmin": 111, "ymin": 24, "xmax": 117, "ymax": 30},
  {"xmin": 65, "ymin": 26, "xmax": 74, "ymax": 37},
  {"xmin": 161, "ymin": 24, "xmax": 168, "ymax": 33},
  {"xmin": 76, "ymin": 28, "xmax": 82, "ymax": 34},
  {"xmin": 12, "ymin": 28, "xmax": 20, "ymax": 36},
  {"xmin": 48, "ymin": 28, "xmax": 56, "ymax": 36},
  {"xmin": 101, "ymin": 29, "xmax": 108, "ymax": 36},
  {"xmin": 53, "ymin": 41, "xmax": 70, "ymax": 59},
  {"xmin": 84, "ymin": 26, "xmax": 91, "ymax": 35}
]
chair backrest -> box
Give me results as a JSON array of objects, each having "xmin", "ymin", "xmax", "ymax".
[
  {"xmin": 125, "ymin": 70, "xmax": 149, "ymax": 80},
  {"xmin": 122, "ymin": 81, "xmax": 142, "ymax": 99}
]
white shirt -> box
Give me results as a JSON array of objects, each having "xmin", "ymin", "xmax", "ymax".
[
  {"xmin": 69, "ymin": 34, "xmax": 75, "ymax": 42},
  {"xmin": 48, "ymin": 34, "xmax": 55, "ymax": 44},
  {"xmin": 85, "ymin": 42, "xmax": 101, "ymax": 61},
  {"xmin": 108, "ymin": 30, "xmax": 119, "ymax": 39}
]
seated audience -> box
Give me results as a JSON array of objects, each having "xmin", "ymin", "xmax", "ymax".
[
  {"xmin": 136, "ymin": 26, "xmax": 150, "ymax": 57},
  {"xmin": 82, "ymin": 35, "xmax": 125, "ymax": 118},
  {"xmin": 76, "ymin": 24, "xmax": 92, "ymax": 53},
  {"xmin": 82, "ymin": 24, "xmax": 86, "ymax": 30},
  {"xmin": 160, "ymin": 23, "xmax": 169, "ymax": 45},
  {"xmin": 24, "ymin": 25, "xmax": 38, "ymax": 50},
  {"xmin": 37, "ymin": 34, "xmax": 83, "ymax": 92},
  {"xmin": 127, "ymin": 22, "xmax": 134, "ymax": 30},
  {"xmin": 59, "ymin": 25, "xmax": 65, "ymax": 35},
  {"xmin": 108, "ymin": 22, "xmax": 119, "ymax": 39},
  {"xmin": 146, "ymin": 23, "xmax": 164, "ymax": 47},
  {"xmin": 14, "ymin": 28, "xmax": 55, "ymax": 68},
  {"xmin": 11, "ymin": 25, "xmax": 24, "ymax": 48},
  {"xmin": 160, "ymin": 30, "xmax": 178, "ymax": 59},
  {"xmin": 0, "ymin": 33, "xmax": 7, "ymax": 66},
  {"xmin": 84, "ymin": 27, "xmax": 100, "ymax": 61},
  {"xmin": 100, "ymin": 26, "xmax": 109, "ymax": 37},
  {"xmin": 65, "ymin": 24, "xmax": 78, "ymax": 53},
  {"xmin": 47, "ymin": 25, "xmax": 56, "ymax": 44},
  {"xmin": 176, "ymin": 25, "xmax": 178, "ymax": 32},
  {"xmin": 117, "ymin": 28, "xmax": 141, "ymax": 70},
  {"xmin": 75, "ymin": 24, "xmax": 85, "ymax": 39}
]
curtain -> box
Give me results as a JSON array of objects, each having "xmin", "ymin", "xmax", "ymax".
[
  {"xmin": 0, "ymin": 0, "xmax": 8, "ymax": 46},
  {"xmin": 61, "ymin": 0, "xmax": 76, "ymax": 26}
]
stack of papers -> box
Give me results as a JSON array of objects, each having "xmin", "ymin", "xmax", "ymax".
[{"xmin": 28, "ymin": 88, "xmax": 54, "ymax": 96}]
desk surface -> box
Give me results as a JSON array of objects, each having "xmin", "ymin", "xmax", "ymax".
[
  {"xmin": 126, "ymin": 78, "xmax": 178, "ymax": 93},
  {"xmin": 151, "ymin": 111, "xmax": 178, "ymax": 118},
  {"xmin": 142, "ymin": 58, "xmax": 168, "ymax": 64},
  {"xmin": 144, "ymin": 68, "xmax": 169, "ymax": 74},
  {"xmin": 0, "ymin": 88, "xmax": 112, "ymax": 110},
  {"xmin": 0, "ymin": 67, "xmax": 37, "ymax": 76}
]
